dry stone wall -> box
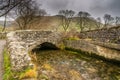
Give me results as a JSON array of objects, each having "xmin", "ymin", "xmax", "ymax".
[{"xmin": 79, "ymin": 26, "xmax": 120, "ymax": 44}]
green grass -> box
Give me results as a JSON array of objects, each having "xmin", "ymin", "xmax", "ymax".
[
  {"xmin": 0, "ymin": 26, "xmax": 3, "ymax": 32},
  {"xmin": 0, "ymin": 26, "xmax": 6, "ymax": 40},
  {"xmin": 3, "ymin": 48, "xmax": 14, "ymax": 80},
  {"xmin": 3, "ymin": 48, "xmax": 36, "ymax": 80},
  {"xmin": 65, "ymin": 37, "xmax": 80, "ymax": 40},
  {"xmin": 0, "ymin": 33, "xmax": 6, "ymax": 40}
]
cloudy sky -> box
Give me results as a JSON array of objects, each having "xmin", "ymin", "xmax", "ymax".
[
  {"xmin": 0, "ymin": 0, "xmax": 120, "ymax": 21},
  {"xmin": 39, "ymin": 0, "xmax": 120, "ymax": 18}
]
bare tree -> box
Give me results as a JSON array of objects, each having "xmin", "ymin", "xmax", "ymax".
[
  {"xmin": 39, "ymin": 9, "xmax": 47, "ymax": 17},
  {"xmin": 115, "ymin": 16, "xmax": 120, "ymax": 26},
  {"xmin": 58, "ymin": 10, "xmax": 75, "ymax": 31},
  {"xmin": 0, "ymin": 0, "xmax": 40, "ymax": 31},
  {"xmin": 11, "ymin": 0, "xmax": 45, "ymax": 30},
  {"xmin": 1, "ymin": 7, "xmax": 8, "ymax": 31},
  {"xmin": 2, "ymin": 14, "xmax": 7, "ymax": 31},
  {"xmin": 77, "ymin": 11, "xmax": 91, "ymax": 32},
  {"xmin": 77, "ymin": 11, "xmax": 83, "ymax": 31},
  {"xmin": 0, "ymin": 0, "xmax": 25, "ymax": 17},
  {"xmin": 15, "ymin": 0, "xmax": 36, "ymax": 29},
  {"xmin": 104, "ymin": 14, "xmax": 114, "ymax": 27},
  {"xmin": 95, "ymin": 17, "xmax": 102, "ymax": 29}
]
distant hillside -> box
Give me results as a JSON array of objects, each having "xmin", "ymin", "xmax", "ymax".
[{"xmin": 12, "ymin": 16, "xmax": 102, "ymax": 32}]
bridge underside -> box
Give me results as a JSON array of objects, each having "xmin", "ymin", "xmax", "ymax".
[{"xmin": 32, "ymin": 42, "xmax": 59, "ymax": 52}]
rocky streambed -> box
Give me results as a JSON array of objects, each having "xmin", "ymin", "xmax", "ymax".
[{"xmin": 31, "ymin": 50, "xmax": 120, "ymax": 80}]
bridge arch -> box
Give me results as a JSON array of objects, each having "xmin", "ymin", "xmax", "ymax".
[
  {"xmin": 32, "ymin": 42, "xmax": 59, "ymax": 52},
  {"xmin": 7, "ymin": 30, "xmax": 63, "ymax": 71},
  {"xmin": 28, "ymin": 37, "xmax": 62, "ymax": 52}
]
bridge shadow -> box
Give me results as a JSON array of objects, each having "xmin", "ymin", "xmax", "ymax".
[{"xmin": 32, "ymin": 42, "xmax": 59, "ymax": 52}]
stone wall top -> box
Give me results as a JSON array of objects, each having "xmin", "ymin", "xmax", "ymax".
[{"xmin": 79, "ymin": 26, "xmax": 120, "ymax": 44}]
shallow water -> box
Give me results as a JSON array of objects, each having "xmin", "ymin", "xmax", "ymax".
[{"xmin": 31, "ymin": 50, "xmax": 120, "ymax": 80}]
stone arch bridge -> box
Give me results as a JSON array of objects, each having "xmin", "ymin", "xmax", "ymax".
[
  {"xmin": 7, "ymin": 29, "xmax": 120, "ymax": 71},
  {"xmin": 7, "ymin": 30, "xmax": 63, "ymax": 71}
]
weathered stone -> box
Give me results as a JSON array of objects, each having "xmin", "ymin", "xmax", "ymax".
[
  {"xmin": 7, "ymin": 30, "xmax": 62, "ymax": 71},
  {"xmin": 64, "ymin": 40, "xmax": 120, "ymax": 61},
  {"xmin": 79, "ymin": 26, "xmax": 120, "ymax": 44},
  {"xmin": 6, "ymin": 29, "xmax": 120, "ymax": 71}
]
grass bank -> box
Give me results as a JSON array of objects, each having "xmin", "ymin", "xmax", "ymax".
[
  {"xmin": 3, "ymin": 48, "xmax": 13, "ymax": 80},
  {"xmin": 3, "ymin": 48, "xmax": 37, "ymax": 80}
]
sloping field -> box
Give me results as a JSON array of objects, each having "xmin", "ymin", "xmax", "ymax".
[{"xmin": 10, "ymin": 16, "xmax": 100, "ymax": 32}]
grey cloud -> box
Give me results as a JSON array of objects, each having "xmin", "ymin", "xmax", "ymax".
[
  {"xmin": 89, "ymin": 0, "xmax": 120, "ymax": 17},
  {"xmin": 40, "ymin": 0, "xmax": 70, "ymax": 14},
  {"xmin": 89, "ymin": 0, "xmax": 112, "ymax": 17},
  {"xmin": 108, "ymin": 0, "xmax": 120, "ymax": 16},
  {"xmin": 38, "ymin": 0, "xmax": 120, "ymax": 17},
  {"xmin": 45, "ymin": 0, "xmax": 69, "ymax": 10}
]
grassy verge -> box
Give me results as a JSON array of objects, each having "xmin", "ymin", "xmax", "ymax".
[
  {"xmin": 0, "ymin": 32, "xmax": 6, "ymax": 40},
  {"xmin": 3, "ymin": 48, "xmax": 37, "ymax": 80},
  {"xmin": 3, "ymin": 48, "xmax": 13, "ymax": 80}
]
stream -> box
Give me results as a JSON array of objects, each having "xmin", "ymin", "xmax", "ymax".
[{"xmin": 31, "ymin": 50, "xmax": 120, "ymax": 80}]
